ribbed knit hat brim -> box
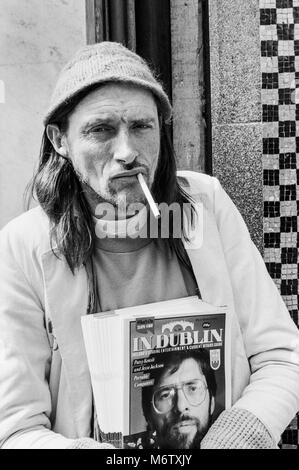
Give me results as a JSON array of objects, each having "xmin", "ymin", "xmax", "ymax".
[{"xmin": 44, "ymin": 42, "xmax": 172, "ymax": 125}]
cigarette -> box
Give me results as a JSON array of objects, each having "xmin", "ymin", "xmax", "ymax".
[{"xmin": 137, "ymin": 173, "xmax": 160, "ymax": 219}]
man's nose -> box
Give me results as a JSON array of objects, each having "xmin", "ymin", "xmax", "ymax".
[
  {"xmin": 112, "ymin": 130, "xmax": 137, "ymax": 165},
  {"xmin": 175, "ymin": 389, "xmax": 190, "ymax": 413}
]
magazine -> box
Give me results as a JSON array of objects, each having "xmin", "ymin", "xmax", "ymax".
[{"xmin": 81, "ymin": 296, "xmax": 231, "ymax": 449}]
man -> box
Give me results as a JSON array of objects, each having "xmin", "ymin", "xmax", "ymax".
[
  {"xmin": 0, "ymin": 41, "xmax": 299, "ymax": 449},
  {"xmin": 140, "ymin": 349, "xmax": 217, "ymax": 449}
]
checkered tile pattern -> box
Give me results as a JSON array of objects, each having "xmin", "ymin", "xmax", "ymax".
[{"xmin": 260, "ymin": 0, "xmax": 299, "ymax": 449}]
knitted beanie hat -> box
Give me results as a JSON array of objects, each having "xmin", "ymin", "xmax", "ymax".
[{"xmin": 44, "ymin": 41, "xmax": 172, "ymax": 125}]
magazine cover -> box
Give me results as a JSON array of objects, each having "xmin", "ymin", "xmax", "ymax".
[
  {"xmin": 123, "ymin": 311, "xmax": 229, "ymax": 449},
  {"xmin": 81, "ymin": 297, "xmax": 231, "ymax": 449}
]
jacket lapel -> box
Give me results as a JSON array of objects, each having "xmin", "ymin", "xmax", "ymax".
[
  {"xmin": 42, "ymin": 250, "xmax": 92, "ymax": 436},
  {"xmin": 183, "ymin": 200, "xmax": 235, "ymax": 309},
  {"xmin": 184, "ymin": 200, "xmax": 252, "ymax": 404}
]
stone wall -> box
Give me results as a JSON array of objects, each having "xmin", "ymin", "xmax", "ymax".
[
  {"xmin": 209, "ymin": 0, "xmax": 263, "ymax": 252},
  {"xmin": 0, "ymin": 0, "xmax": 86, "ymax": 228},
  {"xmin": 171, "ymin": 0, "xmax": 205, "ymax": 172}
]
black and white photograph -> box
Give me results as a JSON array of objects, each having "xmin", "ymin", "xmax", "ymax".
[{"xmin": 0, "ymin": 0, "xmax": 299, "ymax": 451}]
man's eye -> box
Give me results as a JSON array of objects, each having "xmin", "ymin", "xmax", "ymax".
[
  {"xmin": 132, "ymin": 124, "xmax": 151, "ymax": 130},
  {"xmin": 158, "ymin": 389, "xmax": 172, "ymax": 400},
  {"xmin": 90, "ymin": 126, "xmax": 113, "ymax": 133},
  {"xmin": 186, "ymin": 382, "xmax": 200, "ymax": 392}
]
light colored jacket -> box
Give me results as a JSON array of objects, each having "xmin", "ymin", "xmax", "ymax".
[{"xmin": 0, "ymin": 171, "xmax": 299, "ymax": 449}]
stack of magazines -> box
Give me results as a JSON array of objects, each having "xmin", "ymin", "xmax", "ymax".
[{"xmin": 81, "ymin": 296, "xmax": 231, "ymax": 449}]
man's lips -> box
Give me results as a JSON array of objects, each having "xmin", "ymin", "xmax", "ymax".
[
  {"xmin": 177, "ymin": 420, "xmax": 196, "ymax": 426},
  {"xmin": 111, "ymin": 168, "xmax": 147, "ymax": 179},
  {"xmin": 172, "ymin": 419, "xmax": 197, "ymax": 431}
]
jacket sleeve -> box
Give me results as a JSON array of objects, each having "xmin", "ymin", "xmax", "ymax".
[
  {"xmin": 0, "ymin": 226, "xmax": 75, "ymax": 449},
  {"xmin": 212, "ymin": 177, "xmax": 299, "ymax": 444}
]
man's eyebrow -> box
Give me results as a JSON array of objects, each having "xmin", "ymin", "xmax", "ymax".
[
  {"xmin": 87, "ymin": 116, "xmax": 117, "ymax": 124},
  {"xmin": 80, "ymin": 117, "xmax": 117, "ymax": 130},
  {"xmin": 80, "ymin": 115, "xmax": 156, "ymax": 131},
  {"xmin": 129, "ymin": 117, "xmax": 156, "ymax": 124}
]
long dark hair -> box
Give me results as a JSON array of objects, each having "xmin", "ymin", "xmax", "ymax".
[{"xmin": 26, "ymin": 85, "xmax": 196, "ymax": 274}]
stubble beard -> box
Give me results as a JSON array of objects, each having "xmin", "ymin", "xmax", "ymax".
[
  {"xmin": 74, "ymin": 167, "xmax": 148, "ymax": 218},
  {"xmin": 156, "ymin": 417, "xmax": 210, "ymax": 450},
  {"xmin": 154, "ymin": 401, "xmax": 214, "ymax": 450}
]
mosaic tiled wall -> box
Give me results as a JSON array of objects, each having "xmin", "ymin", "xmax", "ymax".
[{"xmin": 260, "ymin": 0, "xmax": 299, "ymax": 449}]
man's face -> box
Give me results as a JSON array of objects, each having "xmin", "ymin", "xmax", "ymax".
[
  {"xmin": 149, "ymin": 358, "xmax": 215, "ymax": 449},
  {"xmin": 60, "ymin": 83, "xmax": 160, "ymax": 216}
]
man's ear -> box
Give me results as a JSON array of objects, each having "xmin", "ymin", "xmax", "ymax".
[{"xmin": 46, "ymin": 124, "xmax": 68, "ymax": 158}]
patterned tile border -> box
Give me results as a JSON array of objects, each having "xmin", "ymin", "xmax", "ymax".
[{"xmin": 260, "ymin": 0, "xmax": 299, "ymax": 448}]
